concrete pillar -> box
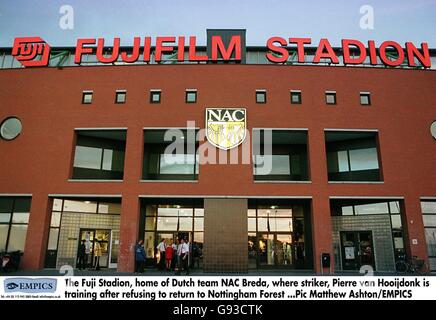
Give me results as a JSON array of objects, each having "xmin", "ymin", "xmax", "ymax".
[{"xmin": 203, "ymin": 198, "xmax": 248, "ymax": 272}]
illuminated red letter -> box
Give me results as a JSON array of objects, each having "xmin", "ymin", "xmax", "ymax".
[
  {"xmin": 314, "ymin": 39, "xmax": 339, "ymax": 64},
  {"xmin": 342, "ymin": 39, "xmax": 367, "ymax": 65},
  {"xmin": 379, "ymin": 41, "xmax": 405, "ymax": 67},
  {"xmin": 406, "ymin": 42, "xmax": 431, "ymax": 68},
  {"xmin": 155, "ymin": 37, "xmax": 175, "ymax": 62},
  {"xmin": 368, "ymin": 40, "xmax": 378, "ymax": 65},
  {"xmin": 96, "ymin": 38, "xmax": 120, "ymax": 63},
  {"xmin": 177, "ymin": 36, "xmax": 185, "ymax": 62},
  {"xmin": 120, "ymin": 37, "xmax": 140, "ymax": 63},
  {"xmin": 211, "ymin": 35, "xmax": 241, "ymax": 61},
  {"xmin": 289, "ymin": 38, "xmax": 311, "ymax": 63},
  {"xmin": 266, "ymin": 37, "xmax": 289, "ymax": 63},
  {"xmin": 74, "ymin": 38, "xmax": 95, "ymax": 64},
  {"xmin": 143, "ymin": 37, "xmax": 151, "ymax": 62},
  {"xmin": 188, "ymin": 37, "xmax": 208, "ymax": 61}
]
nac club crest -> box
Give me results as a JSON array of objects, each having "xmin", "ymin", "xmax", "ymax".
[{"xmin": 206, "ymin": 108, "xmax": 247, "ymax": 150}]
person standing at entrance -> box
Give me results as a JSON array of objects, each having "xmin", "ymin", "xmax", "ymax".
[
  {"xmin": 77, "ymin": 240, "xmax": 86, "ymax": 270},
  {"xmin": 156, "ymin": 239, "xmax": 166, "ymax": 270},
  {"xmin": 177, "ymin": 238, "xmax": 190, "ymax": 275},
  {"xmin": 165, "ymin": 239, "xmax": 174, "ymax": 271},
  {"xmin": 135, "ymin": 240, "xmax": 146, "ymax": 273},
  {"xmin": 93, "ymin": 240, "xmax": 102, "ymax": 271}
]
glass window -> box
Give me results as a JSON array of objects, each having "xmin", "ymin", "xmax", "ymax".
[
  {"xmin": 13, "ymin": 198, "xmax": 31, "ymax": 212},
  {"xmin": 50, "ymin": 212, "xmax": 61, "ymax": 227},
  {"xmin": 254, "ymin": 155, "xmax": 290, "ymax": 175},
  {"xmin": 269, "ymin": 218, "xmax": 293, "ymax": 232},
  {"xmin": 325, "ymin": 92, "xmax": 336, "ymax": 104},
  {"xmin": 145, "ymin": 217, "xmax": 156, "ymax": 230},
  {"xmin": 194, "ymin": 232, "xmax": 204, "ymax": 244},
  {"xmin": 421, "ymin": 201, "xmax": 436, "ymax": 213},
  {"xmin": 98, "ymin": 202, "xmax": 121, "ymax": 214},
  {"xmin": 160, "ymin": 154, "xmax": 196, "ymax": 174},
  {"xmin": 52, "ymin": 199, "xmax": 63, "ymax": 211},
  {"xmin": 425, "ymin": 229, "xmax": 436, "ymax": 256},
  {"xmin": 360, "ymin": 93, "xmax": 371, "ymax": 105},
  {"xmin": 194, "ymin": 208, "xmax": 204, "ymax": 217},
  {"xmin": 186, "ymin": 90, "xmax": 197, "ymax": 103},
  {"xmin": 248, "ymin": 218, "xmax": 256, "ymax": 232},
  {"xmin": 337, "ymin": 151, "xmax": 350, "ymax": 172},
  {"xmin": 0, "ymin": 225, "xmax": 9, "ymax": 251},
  {"xmin": 7, "ymin": 225, "xmax": 28, "ymax": 251},
  {"xmin": 157, "ymin": 217, "xmax": 178, "ymax": 231},
  {"xmin": 150, "ymin": 90, "xmax": 161, "ymax": 103},
  {"xmin": 0, "ymin": 117, "xmax": 22, "ymax": 141},
  {"xmin": 144, "ymin": 232, "xmax": 155, "ymax": 258},
  {"xmin": 349, "ymin": 148, "xmax": 379, "ymax": 171},
  {"xmin": 0, "ymin": 198, "xmax": 13, "ymax": 213},
  {"xmin": 63, "ymin": 200, "xmax": 98, "ymax": 213},
  {"xmin": 102, "ymin": 149, "xmax": 113, "ymax": 170},
  {"xmin": 355, "ymin": 202, "xmax": 389, "ymax": 215},
  {"xmin": 248, "ymin": 209, "xmax": 256, "ymax": 217},
  {"xmin": 115, "ymin": 90, "xmax": 126, "ymax": 103},
  {"xmin": 73, "ymin": 146, "xmax": 102, "ymax": 170},
  {"xmin": 391, "ymin": 215, "xmax": 403, "ymax": 229},
  {"xmin": 423, "ymin": 216, "xmax": 436, "ymax": 227},
  {"xmin": 12, "ymin": 212, "xmax": 29, "ymax": 224},
  {"xmin": 47, "ymin": 228, "xmax": 59, "ymax": 250},
  {"xmin": 179, "ymin": 217, "xmax": 193, "ymax": 231},
  {"xmin": 194, "ymin": 218, "xmax": 204, "ymax": 231},
  {"xmin": 257, "ymin": 218, "xmax": 268, "ymax": 232},
  {"xmin": 389, "ymin": 201, "xmax": 401, "ymax": 214},
  {"xmin": 290, "ymin": 91, "xmax": 302, "ymax": 104},
  {"xmin": 0, "ymin": 213, "xmax": 11, "ymax": 223},
  {"xmin": 341, "ymin": 206, "xmax": 354, "ymax": 215},
  {"xmin": 256, "ymin": 91, "xmax": 266, "ymax": 103},
  {"xmin": 82, "ymin": 91, "xmax": 93, "ymax": 104}
]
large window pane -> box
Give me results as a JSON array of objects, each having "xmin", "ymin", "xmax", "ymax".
[
  {"xmin": 98, "ymin": 202, "xmax": 121, "ymax": 214},
  {"xmin": 63, "ymin": 200, "xmax": 98, "ymax": 213},
  {"xmin": 13, "ymin": 199, "xmax": 31, "ymax": 212},
  {"xmin": 337, "ymin": 151, "xmax": 350, "ymax": 172},
  {"xmin": 160, "ymin": 154, "xmax": 196, "ymax": 174},
  {"xmin": 248, "ymin": 218, "xmax": 256, "ymax": 232},
  {"xmin": 0, "ymin": 213, "xmax": 11, "ymax": 223},
  {"xmin": 255, "ymin": 155, "xmax": 290, "ymax": 175},
  {"xmin": 349, "ymin": 148, "xmax": 379, "ymax": 171},
  {"xmin": 179, "ymin": 217, "xmax": 193, "ymax": 231},
  {"xmin": 0, "ymin": 225, "xmax": 9, "ymax": 251},
  {"xmin": 423, "ymin": 216, "xmax": 436, "ymax": 227},
  {"xmin": 145, "ymin": 217, "xmax": 156, "ymax": 230},
  {"xmin": 144, "ymin": 232, "xmax": 155, "ymax": 258},
  {"xmin": 0, "ymin": 198, "xmax": 13, "ymax": 213},
  {"xmin": 355, "ymin": 202, "xmax": 389, "ymax": 215},
  {"xmin": 73, "ymin": 146, "xmax": 102, "ymax": 169},
  {"xmin": 421, "ymin": 202, "xmax": 436, "ymax": 213},
  {"xmin": 425, "ymin": 229, "xmax": 436, "ymax": 256},
  {"xmin": 12, "ymin": 212, "xmax": 29, "ymax": 224},
  {"xmin": 47, "ymin": 228, "xmax": 59, "ymax": 250},
  {"xmin": 157, "ymin": 217, "xmax": 178, "ymax": 231},
  {"xmin": 50, "ymin": 212, "xmax": 61, "ymax": 227},
  {"xmin": 102, "ymin": 149, "xmax": 113, "ymax": 170},
  {"xmin": 269, "ymin": 218, "xmax": 293, "ymax": 232},
  {"xmin": 52, "ymin": 199, "xmax": 63, "ymax": 211},
  {"xmin": 8, "ymin": 225, "xmax": 28, "ymax": 251},
  {"xmin": 194, "ymin": 218, "xmax": 204, "ymax": 231}
]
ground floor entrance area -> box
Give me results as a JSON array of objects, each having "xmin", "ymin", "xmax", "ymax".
[{"xmin": 44, "ymin": 198, "xmax": 121, "ymax": 269}]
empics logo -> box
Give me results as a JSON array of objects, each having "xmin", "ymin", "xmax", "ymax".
[
  {"xmin": 3, "ymin": 278, "xmax": 57, "ymax": 293},
  {"xmin": 12, "ymin": 37, "xmax": 51, "ymax": 67},
  {"xmin": 206, "ymin": 108, "xmax": 247, "ymax": 150}
]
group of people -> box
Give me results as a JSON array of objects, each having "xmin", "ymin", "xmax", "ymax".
[
  {"xmin": 135, "ymin": 238, "xmax": 202, "ymax": 275},
  {"xmin": 76, "ymin": 239, "xmax": 103, "ymax": 271}
]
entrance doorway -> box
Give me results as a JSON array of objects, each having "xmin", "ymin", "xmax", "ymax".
[
  {"xmin": 340, "ymin": 231, "xmax": 375, "ymax": 270},
  {"xmin": 78, "ymin": 229, "xmax": 111, "ymax": 269},
  {"xmin": 258, "ymin": 233, "xmax": 293, "ymax": 267}
]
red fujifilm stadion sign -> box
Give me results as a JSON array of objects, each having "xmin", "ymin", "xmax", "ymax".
[{"xmin": 11, "ymin": 34, "xmax": 431, "ymax": 68}]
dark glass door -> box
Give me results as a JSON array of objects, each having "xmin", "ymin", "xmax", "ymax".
[
  {"xmin": 258, "ymin": 233, "xmax": 293, "ymax": 267},
  {"xmin": 340, "ymin": 231, "xmax": 375, "ymax": 270},
  {"xmin": 79, "ymin": 229, "xmax": 111, "ymax": 268}
]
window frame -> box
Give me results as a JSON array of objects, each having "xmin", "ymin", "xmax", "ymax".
[
  {"xmin": 150, "ymin": 90, "xmax": 161, "ymax": 104},
  {"xmin": 0, "ymin": 197, "xmax": 31, "ymax": 253},
  {"xmin": 360, "ymin": 92, "xmax": 371, "ymax": 106},
  {"xmin": 115, "ymin": 90, "xmax": 127, "ymax": 104},
  {"xmin": 81, "ymin": 90, "xmax": 93, "ymax": 104},
  {"xmin": 325, "ymin": 91, "xmax": 337, "ymax": 105},
  {"xmin": 255, "ymin": 90, "xmax": 267, "ymax": 104},
  {"xmin": 185, "ymin": 89, "xmax": 197, "ymax": 103},
  {"xmin": 290, "ymin": 90, "xmax": 302, "ymax": 104}
]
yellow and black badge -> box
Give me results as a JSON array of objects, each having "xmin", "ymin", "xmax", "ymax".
[{"xmin": 206, "ymin": 108, "xmax": 246, "ymax": 150}]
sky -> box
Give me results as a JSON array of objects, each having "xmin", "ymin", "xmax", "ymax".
[{"xmin": 0, "ymin": 0, "xmax": 435, "ymax": 47}]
